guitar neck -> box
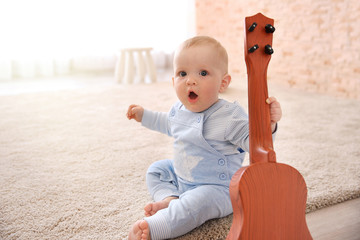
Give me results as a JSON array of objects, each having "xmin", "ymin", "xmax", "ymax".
[{"xmin": 245, "ymin": 13, "xmax": 276, "ymax": 164}]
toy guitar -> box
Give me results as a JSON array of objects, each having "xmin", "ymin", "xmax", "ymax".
[{"xmin": 226, "ymin": 13, "xmax": 313, "ymax": 240}]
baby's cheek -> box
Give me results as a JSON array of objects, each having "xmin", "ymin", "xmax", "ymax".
[{"xmin": 203, "ymin": 87, "xmax": 219, "ymax": 101}]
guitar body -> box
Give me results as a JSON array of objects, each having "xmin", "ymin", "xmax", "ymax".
[
  {"xmin": 227, "ymin": 13, "xmax": 312, "ymax": 240},
  {"xmin": 227, "ymin": 163, "xmax": 312, "ymax": 239}
]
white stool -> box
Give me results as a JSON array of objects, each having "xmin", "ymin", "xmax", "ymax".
[{"xmin": 115, "ymin": 48, "xmax": 157, "ymax": 84}]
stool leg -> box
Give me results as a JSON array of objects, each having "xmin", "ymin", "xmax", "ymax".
[
  {"xmin": 124, "ymin": 50, "xmax": 135, "ymax": 84},
  {"xmin": 145, "ymin": 50, "xmax": 157, "ymax": 83},
  {"xmin": 136, "ymin": 50, "xmax": 146, "ymax": 83},
  {"xmin": 115, "ymin": 50, "xmax": 125, "ymax": 83}
]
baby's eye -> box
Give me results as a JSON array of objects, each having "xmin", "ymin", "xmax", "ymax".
[
  {"xmin": 200, "ymin": 70, "xmax": 208, "ymax": 76},
  {"xmin": 179, "ymin": 71, "xmax": 187, "ymax": 77}
]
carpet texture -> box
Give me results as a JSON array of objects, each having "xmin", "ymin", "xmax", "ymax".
[{"xmin": 1, "ymin": 78, "xmax": 359, "ymax": 239}]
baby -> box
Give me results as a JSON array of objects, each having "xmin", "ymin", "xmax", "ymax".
[{"xmin": 127, "ymin": 36, "xmax": 282, "ymax": 239}]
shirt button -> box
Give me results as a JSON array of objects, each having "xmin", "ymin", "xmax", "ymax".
[
  {"xmin": 218, "ymin": 158, "xmax": 225, "ymax": 166},
  {"xmin": 219, "ymin": 173, "xmax": 227, "ymax": 180},
  {"xmin": 197, "ymin": 116, "xmax": 201, "ymax": 123},
  {"xmin": 170, "ymin": 110, "xmax": 175, "ymax": 117}
]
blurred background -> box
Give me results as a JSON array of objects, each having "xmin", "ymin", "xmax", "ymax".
[
  {"xmin": 0, "ymin": 0, "xmax": 359, "ymax": 99},
  {"xmin": 0, "ymin": 0, "xmax": 195, "ymax": 80}
]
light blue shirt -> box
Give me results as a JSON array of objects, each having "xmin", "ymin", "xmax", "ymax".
[
  {"xmin": 143, "ymin": 99, "xmax": 277, "ymax": 239},
  {"xmin": 142, "ymin": 99, "xmax": 257, "ymax": 185}
]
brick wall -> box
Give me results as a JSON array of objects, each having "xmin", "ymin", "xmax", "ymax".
[{"xmin": 195, "ymin": 0, "xmax": 360, "ymax": 99}]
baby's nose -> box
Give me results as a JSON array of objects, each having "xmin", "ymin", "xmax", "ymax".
[{"xmin": 186, "ymin": 76, "xmax": 197, "ymax": 85}]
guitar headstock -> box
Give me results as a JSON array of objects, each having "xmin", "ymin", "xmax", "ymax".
[
  {"xmin": 244, "ymin": 13, "xmax": 275, "ymax": 68},
  {"xmin": 245, "ymin": 13, "xmax": 276, "ymax": 164}
]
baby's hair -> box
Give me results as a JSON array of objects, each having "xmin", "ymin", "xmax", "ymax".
[{"xmin": 177, "ymin": 36, "xmax": 229, "ymax": 73}]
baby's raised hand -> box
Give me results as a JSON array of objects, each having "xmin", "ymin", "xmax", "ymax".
[
  {"xmin": 127, "ymin": 104, "xmax": 144, "ymax": 122},
  {"xmin": 266, "ymin": 96, "xmax": 282, "ymax": 132}
]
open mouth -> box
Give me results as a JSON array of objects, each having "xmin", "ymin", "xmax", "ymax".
[{"xmin": 188, "ymin": 91, "xmax": 198, "ymax": 101}]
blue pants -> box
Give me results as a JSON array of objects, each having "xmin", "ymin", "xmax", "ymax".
[{"xmin": 144, "ymin": 159, "xmax": 233, "ymax": 239}]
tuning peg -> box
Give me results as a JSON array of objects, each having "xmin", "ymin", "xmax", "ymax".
[
  {"xmin": 265, "ymin": 24, "xmax": 275, "ymax": 33},
  {"xmin": 265, "ymin": 44, "xmax": 274, "ymax": 55},
  {"xmin": 248, "ymin": 22, "xmax": 257, "ymax": 32},
  {"xmin": 248, "ymin": 44, "xmax": 259, "ymax": 53}
]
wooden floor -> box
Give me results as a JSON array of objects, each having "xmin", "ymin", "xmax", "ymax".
[{"xmin": 306, "ymin": 198, "xmax": 360, "ymax": 240}]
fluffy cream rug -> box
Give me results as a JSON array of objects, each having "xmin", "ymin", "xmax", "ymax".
[{"xmin": 1, "ymin": 75, "xmax": 359, "ymax": 239}]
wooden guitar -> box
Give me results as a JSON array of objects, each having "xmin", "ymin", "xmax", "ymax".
[{"xmin": 226, "ymin": 13, "xmax": 313, "ymax": 240}]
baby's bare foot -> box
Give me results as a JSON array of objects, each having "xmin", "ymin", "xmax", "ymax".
[
  {"xmin": 144, "ymin": 196, "xmax": 178, "ymax": 217},
  {"xmin": 128, "ymin": 220, "xmax": 150, "ymax": 240}
]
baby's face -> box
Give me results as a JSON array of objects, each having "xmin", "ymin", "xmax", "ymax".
[{"xmin": 172, "ymin": 45, "xmax": 227, "ymax": 112}]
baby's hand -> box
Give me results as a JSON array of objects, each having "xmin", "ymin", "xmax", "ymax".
[
  {"xmin": 127, "ymin": 104, "xmax": 144, "ymax": 122},
  {"xmin": 266, "ymin": 96, "xmax": 282, "ymax": 132}
]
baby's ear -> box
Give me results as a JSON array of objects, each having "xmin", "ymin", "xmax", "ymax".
[{"xmin": 219, "ymin": 74, "xmax": 231, "ymax": 93}]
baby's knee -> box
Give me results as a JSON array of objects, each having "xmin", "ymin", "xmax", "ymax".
[
  {"xmin": 147, "ymin": 159, "xmax": 173, "ymax": 175},
  {"xmin": 146, "ymin": 159, "xmax": 177, "ymax": 184}
]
